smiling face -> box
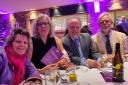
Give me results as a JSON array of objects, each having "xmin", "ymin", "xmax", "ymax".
[
  {"xmin": 37, "ymin": 17, "xmax": 50, "ymax": 38},
  {"xmin": 99, "ymin": 14, "xmax": 112, "ymax": 34},
  {"xmin": 67, "ymin": 18, "xmax": 81, "ymax": 39},
  {"xmin": 12, "ymin": 34, "xmax": 28, "ymax": 55}
]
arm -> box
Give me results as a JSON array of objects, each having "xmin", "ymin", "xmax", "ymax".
[
  {"xmin": 27, "ymin": 38, "xmax": 33, "ymax": 60},
  {"xmin": 0, "ymin": 54, "xmax": 3, "ymax": 75},
  {"xmin": 38, "ymin": 63, "xmax": 58, "ymax": 73},
  {"xmin": 25, "ymin": 57, "xmax": 39, "ymax": 79},
  {"xmin": 54, "ymin": 36, "xmax": 64, "ymax": 52},
  {"xmin": 62, "ymin": 44, "xmax": 81, "ymax": 65},
  {"xmin": 54, "ymin": 36, "xmax": 70, "ymax": 62},
  {"xmin": 0, "ymin": 50, "xmax": 11, "ymax": 84}
]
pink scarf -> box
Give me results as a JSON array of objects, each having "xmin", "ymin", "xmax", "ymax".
[{"xmin": 5, "ymin": 46, "xmax": 26, "ymax": 85}]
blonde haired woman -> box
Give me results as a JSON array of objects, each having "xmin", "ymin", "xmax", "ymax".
[{"xmin": 28, "ymin": 14, "xmax": 70, "ymax": 73}]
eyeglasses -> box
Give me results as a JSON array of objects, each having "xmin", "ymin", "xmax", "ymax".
[
  {"xmin": 100, "ymin": 20, "xmax": 110, "ymax": 24},
  {"xmin": 37, "ymin": 22, "xmax": 49, "ymax": 27}
]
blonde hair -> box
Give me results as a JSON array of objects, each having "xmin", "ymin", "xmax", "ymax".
[
  {"xmin": 98, "ymin": 12, "xmax": 113, "ymax": 24},
  {"xmin": 32, "ymin": 13, "xmax": 54, "ymax": 38}
]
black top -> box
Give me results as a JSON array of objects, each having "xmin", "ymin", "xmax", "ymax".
[{"xmin": 31, "ymin": 37, "xmax": 57, "ymax": 69}]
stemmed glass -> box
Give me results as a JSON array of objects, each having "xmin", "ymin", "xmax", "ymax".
[{"xmin": 99, "ymin": 54, "xmax": 113, "ymax": 74}]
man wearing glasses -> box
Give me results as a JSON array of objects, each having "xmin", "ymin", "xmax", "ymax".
[{"xmin": 92, "ymin": 12, "xmax": 128, "ymax": 61}]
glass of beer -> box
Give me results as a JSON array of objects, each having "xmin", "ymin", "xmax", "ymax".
[{"xmin": 69, "ymin": 71, "xmax": 77, "ymax": 82}]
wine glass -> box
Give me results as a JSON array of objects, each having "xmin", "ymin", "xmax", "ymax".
[{"xmin": 101, "ymin": 54, "xmax": 109, "ymax": 67}]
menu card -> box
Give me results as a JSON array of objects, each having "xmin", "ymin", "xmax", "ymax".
[{"xmin": 40, "ymin": 46, "xmax": 63, "ymax": 65}]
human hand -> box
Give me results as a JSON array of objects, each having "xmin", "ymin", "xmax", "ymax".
[
  {"xmin": 58, "ymin": 58, "xmax": 70, "ymax": 70},
  {"xmin": 46, "ymin": 63, "xmax": 58, "ymax": 70},
  {"xmin": 107, "ymin": 54, "xmax": 114, "ymax": 63},
  {"xmin": 38, "ymin": 63, "xmax": 58, "ymax": 73},
  {"xmin": 87, "ymin": 59, "xmax": 101, "ymax": 68}
]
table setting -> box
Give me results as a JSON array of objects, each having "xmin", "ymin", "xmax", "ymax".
[{"xmin": 40, "ymin": 57, "xmax": 128, "ymax": 85}]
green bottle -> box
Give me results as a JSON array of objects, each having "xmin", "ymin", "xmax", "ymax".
[{"xmin": 112, "ymin": 43, "xmax": 124, "ymax": 82}]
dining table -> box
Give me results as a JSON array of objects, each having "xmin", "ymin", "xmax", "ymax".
[{"xmin": 41, "ymin": 62, "xmax": 128, "ymax": 85}]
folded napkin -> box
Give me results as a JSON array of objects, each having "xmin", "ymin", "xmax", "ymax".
[{"xmin": 100, "ymin": 72, "xmax": 112, "ymax": 82}]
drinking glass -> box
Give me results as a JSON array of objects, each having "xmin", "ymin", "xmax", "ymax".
[
  {"xmin": 59, "ymin": 70, "xmax": 69, "ymax": 84},
  {"xmin": 44, "ymin": 68, "xmax": 60, "ymax": 85},
  {"xmin": 101, "ymin": 54, "xmax": 109, "ymax": 67},
  {"xmin": 65, "ymin": 66, "xmax": 78, "ymax": 85}
]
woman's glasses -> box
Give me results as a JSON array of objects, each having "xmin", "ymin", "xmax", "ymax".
[{"xmin": 37, "ymin": 22, "xmax": 49, "ymax": 27}]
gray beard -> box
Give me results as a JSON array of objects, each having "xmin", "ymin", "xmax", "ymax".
[{"xmin": 101, "ymin": 28, "xmax": 111, "ymax": 35}]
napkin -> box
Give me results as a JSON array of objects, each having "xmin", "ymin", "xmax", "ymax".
[{"xmin": 100, "ymin": 72, "xmax": 112, "ymax": 82}]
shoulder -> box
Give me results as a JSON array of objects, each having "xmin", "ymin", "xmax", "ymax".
[
  {"xmin": 92, "ymin": 31, "xmax": 101, "ymax": 38},
  {"xmin": 54, "ymin": 36, "xmax": 63, "ymax": 45},
  {"xmin": 0, "ymin": 47, "xmax": 7, "ymax": 63},
  {"xmin": 112, "ymin": 30, "xmax": 126, "ymax": 37},
  {"xmin": 80, "ymin": 33, "xmax": 90, "ymax": 37},
  {"xmin": 80, "ymin": 33, "xmax": 91, "ymax": 40},
  {"xmin": 91, "ymin": 33, "xmax": 98, "ymax": 41},
  {"xmin": 54, "ymin": 36, "xmax": 61, "ymax": 42},
  {"xmin": 61, "ymin": 35, "xmax": 68, "ymax": 42}
]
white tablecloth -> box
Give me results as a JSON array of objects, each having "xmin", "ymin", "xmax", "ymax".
[
  {"xmin": 77, "ymin": 62, "xmax": 128, "ymax": 85},
  {"xmin": 42, "ymin": 62, "xmax": 128, "ymax": 85}
]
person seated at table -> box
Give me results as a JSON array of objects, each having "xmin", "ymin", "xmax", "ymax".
[
  {"xmin": 91, "ymin": 12, "xmax": 128, "ymax": 62},
  {"xmin": 28, "ymin": 14, "xmax": 70, "ymax": 73},
  {"xmin": 0, "ymin": 28, "xmax": 40, "ymax": 85},
  {"xmin": 117, "ymin": 16, "xmax": 128, "ymax": 35},
  {"xmin": 81, "ymin": 25, "xmax": 92, "ymax": 35},
  {"xmin": 61, "ymin": 16, "xmax": 102, "ymax": 68}
]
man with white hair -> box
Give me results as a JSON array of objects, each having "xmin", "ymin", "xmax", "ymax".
[
  {"xmin": 61, "ymin": 17, "xmax": 102, "ymax": 68},
  {"xmin": 92, "ymin": 12, "xmax": 128, "ymax": 61}
]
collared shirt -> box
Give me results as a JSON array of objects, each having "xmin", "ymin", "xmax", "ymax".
[{"xmin": 74, "ymin": 37, "xmax": 86, "ymax": 65}]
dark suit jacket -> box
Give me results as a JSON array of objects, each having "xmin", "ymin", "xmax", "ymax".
[{"xmin": 61, "ymin": 33, "xmax": 100, "ymax": 65}]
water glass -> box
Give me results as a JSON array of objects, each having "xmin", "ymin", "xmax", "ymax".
[{"xmin": 44, "ymin": 68, "xmax": 60, "ymax": 85}]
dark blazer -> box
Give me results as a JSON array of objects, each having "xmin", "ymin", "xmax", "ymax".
[{"xmin": 61, "ymin": 33, "xmax": 100, "ymax": 65}]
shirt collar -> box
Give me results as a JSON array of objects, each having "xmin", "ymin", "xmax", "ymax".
[{"xmin": 100, "ymin": 30, "xmax": 112, "ymax": 37}]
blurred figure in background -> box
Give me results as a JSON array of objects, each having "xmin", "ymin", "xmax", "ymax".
[
  {"xmin": 61, "ymin": 16, "xmax": 102, "ymax": 68},
  {"xmin": 116, "ymin": 16, "xmax": 128, "ymax": 35},
  {"xmin": 116, "ymin": 25, "xmax": 127, "ymax": 35},
  {"xmin": 81, "ymin": 25, "xmax": 92, "ymax": 35},
  {"xmin": 92, "ymin": 12, "xmax": 128, "ymax": 62},
  {"xmin": 64, "ymin": 29, "xmax": 68, "ymax": 36},
  {"xmin": 28, "ymin": 14, "xmax": 70, "ymax": 73},
  {"xmin": 0, "ymin": 28, "xmax": 39, "ymax": 85}
]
